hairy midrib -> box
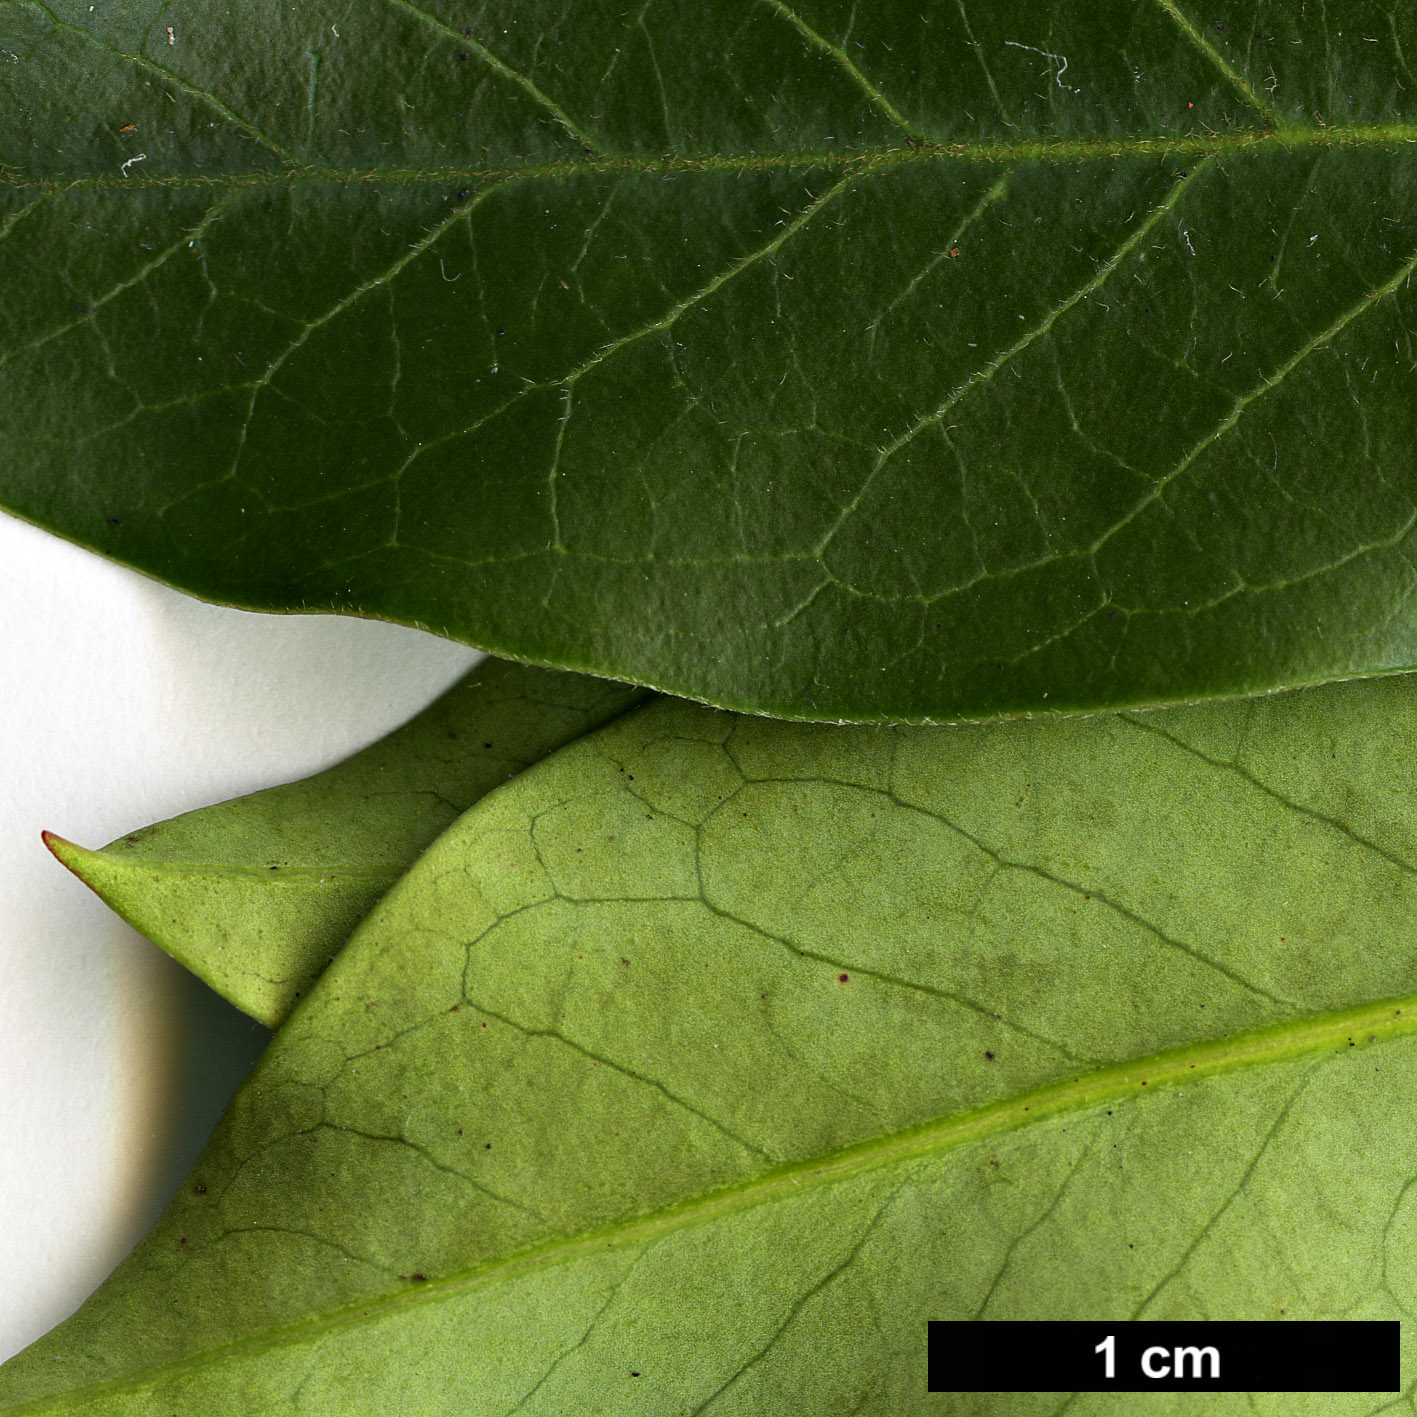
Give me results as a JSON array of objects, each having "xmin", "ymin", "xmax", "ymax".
[
  {"xmin": 7, "ymin": 121, "xmax": 1417, "ymax": 192},
  {"xmin": 7, "ymin": 988, "xmax": 1417, "ymax": 1412}
]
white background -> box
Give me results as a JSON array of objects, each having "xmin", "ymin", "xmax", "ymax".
[{"xmin": 0, "ymin": 510, "xmax": 480, "ymax": 1361}]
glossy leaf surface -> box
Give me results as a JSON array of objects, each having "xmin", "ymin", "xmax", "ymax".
[
  {"xmin": 8, "ymin": 3, "xmax": 1417, "ymax": 718},
  {"xmin": 6, "ymin": 680, "xmax": 1417, "ymax": 1412},
  {"xmin": 46, "ymin": 658, "xmax": 646, "ymax": 1026}
]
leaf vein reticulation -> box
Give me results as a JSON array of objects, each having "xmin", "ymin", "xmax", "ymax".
[
  {"xmin": 378, "ymin": 0, "xmax": 608, "ymax": 155},
  {"xmin": 1125, "ymin": 1067, "xmax": 1317, "ymax": 1320},
  {"xmin": 752, "ymin": 0, "xmax": 930, "ymax": 142},
  {"xmin": 1143, "ymin": 0, "xmax": 1283, "ymax": 127},
  {"xmin": 687, "ymin": 1175, "xmax": 909, "ymax": 1416},
  {"xmin": 814, "ymin": 160, "xmax": 1210, "ymax": 559},
  {"xmin": 971, "ymin": 1139, "xmax": 1092, "ymax": 1320},
  {"xmin": 16, "ymin": 0, "xmax": 298, "ymax": 162},
  {"xmin": 13, "ymin": 995, "xmax": 1417, "ymax": 1415},
  {"xmin": 1120, "ymin": 715, "xmax": 1417, "ymax": 878},
  {"xmin": 1089, "ymin": 236, "xmax": 1417, "ymax": 557}
]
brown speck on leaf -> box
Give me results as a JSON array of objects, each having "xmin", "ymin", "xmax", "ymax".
[
  {"xmin": 447, "ymin": 731, "xmax": 460, "ymax": 740},
  {"xmin": 450, "ymin": 1004, "xmax": 460, "ymax": 1012},
  {"xmin": 179, "ymin": 1238, "xmax": 187, "ymax": 1245},
  {"xmin": 838, "ymin": 973, "xmax": 850, "ymax": 983},
  {"xmin": 106, "ymin": 516, "xmax": 122, "ymax": 526},
  {"xmin": 194, "ymin": 1183, "xmax": 206, "ymax": 1194},
  {"xmin": 410, "ymin": 1274, "xmax": 427, "ymax": 1283},
  {"xmin": 119, "ymin": 123, "xmax": 136, "ymax": 133},
  {"xmin": 984, "ymin": 1051, "xmax": 995, "ymax": 1061},
  {"xmin": 947, "ymin": 246, "xmax": 960, "ymax": 257}
]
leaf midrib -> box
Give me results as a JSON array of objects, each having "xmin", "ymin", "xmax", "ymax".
[
  {"xmin": 11, "ymin": 988, "xmax": 1417, "ymax": 1414},
  {"xmin": 9, "ymin": 122, "xmax": 1417, "ymax": 193}
]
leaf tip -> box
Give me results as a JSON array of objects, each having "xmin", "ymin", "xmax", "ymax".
[{"xmin": 41, "ymin": 830, "xmax": 95, "ymax": 877}]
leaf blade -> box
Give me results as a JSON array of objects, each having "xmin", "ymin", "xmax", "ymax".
[
  {"xmin": 7, "ymin": 673, "xmax": 1417, "ymax": 1409},
  {"xmin": 9, "ymin": 3, "xmax": 1417, "ymax": 717},
  {"xmin": 46, "ymin": 659, "xmax": 647, "ymax": 1026}
]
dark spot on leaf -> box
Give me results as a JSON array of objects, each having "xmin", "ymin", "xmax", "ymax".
[
  {"xmin": 496, "ymin": 329, "xmax": 507, "ymax": 337},
  {"xmin": 457, "ymin": 51, "xmax": 470, "ymax": 60},
  {"xmin": 450, "ymin": 1004, "xmax": 460, "ymax": 1012},
  {"xmin": 485, "ymin": 1142, "xmax": 492, "ymax": 1149},
  {"xmin": 984, "ymin": 1051, "xmax": 995, "ymax": 1061},
  {"xmin": 631, "ymin": 1372, "xmax": 640, "ymax": 1378},
  {"xmin": 194, "ymin": 1183, "xmax": 206, "ymax": 1194},
  {"xmin": 179, "ymin": 1238, "xmax": 187, "ymax": 1245},
  {"xmin": 483, "ymin": 741, "xmax": 493, "ymax": 748},
  {"xmin": 448, "ymin": 731, "xmax": 460, "ymax": 740},
  {"xmin": 456, "ymin": 188, "xmax": 470, "ymax": 201},
  {"xmin": 838, "ymin": 973, "xmax": 849, "ymax": 983},
  {"xmin": 106, "ymin": 516, "xmax": 122, "ymax": 526},
  {"xmin": 411, "ymin": 1273, "xmax": 427, "ymax": 1282}
]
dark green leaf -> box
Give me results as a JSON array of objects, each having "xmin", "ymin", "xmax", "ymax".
[
  {"xmin": 6, "ymin": 675, "xmax": 1417, "ymax": 1411},
  {"xmin": 6, "ymin": 3, "xmax": 1417, "ymax": 718},
  {"xmin": 45, "ymin": 658, "xmax": 646, "ymax": 1026}
]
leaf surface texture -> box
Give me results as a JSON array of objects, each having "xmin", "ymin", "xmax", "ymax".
[
  {"xmin": 6, "ymin": 677, "xmax": 1417, "ymax": 1411},
  {"xmin": 7, "ymin": 2, "xmax": 1417, "ymax": 715},
  {"xmin": 46, "ymin": 659, "xmax": 646, "ymax": 1025}
]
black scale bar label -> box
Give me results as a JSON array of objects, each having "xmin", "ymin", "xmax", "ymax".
[{"xmin": 927, "ymin": 1321, "xmax": 1399, "ymax": 1393}]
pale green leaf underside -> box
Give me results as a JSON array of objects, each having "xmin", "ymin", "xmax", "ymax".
[
  {"xmin": 46, "ymin": 659, "xmax": 646, "ymax": 1026},
  {"xmin": 8, "ymin": 2, "xmax": 1417, "ymax": 717},
  {"xmin": 9, "ymin": 676, "xmax": 1417, "ymax": 1412}
]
